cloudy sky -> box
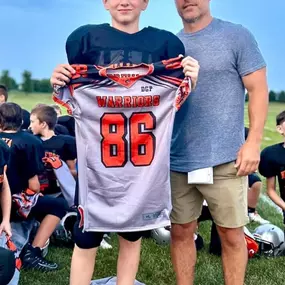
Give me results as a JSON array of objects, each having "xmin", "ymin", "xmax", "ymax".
[{"xmin": 0, "ymin": 0, "xmax": 284, "ymax": 91}]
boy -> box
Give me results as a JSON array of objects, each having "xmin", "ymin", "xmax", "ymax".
[
  {"xmin": 259, "ymin": 110, "xmax": 285, "ymax": 228},
  {"xmin": 29, "ymin": 105, "xmax": 77, "ymax": 185},
  {"xmin": 0, "ymin": 102, "xmax": 67, "ymax": 271},
  {"xmin": 50, "ymin": 1, "xmax": 199, "ymax": 285}
]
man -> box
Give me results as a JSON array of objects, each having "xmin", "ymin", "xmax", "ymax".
[
  {"xmin": 0, "ymin": 103, "xmax": 67, "ymax": 272},
  {"xmin": 171, "ymin": 1, "xmax": 268, "ymax": 285},
  {"xmin": 50, "ymin": 1, "xmax": 199, "ymax": 284},
  {"xmin": 259, "ymin": 111, "xmax": 285, "ymax": 228}
]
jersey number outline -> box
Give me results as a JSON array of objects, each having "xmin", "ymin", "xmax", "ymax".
[{"xmin": 100, "ymin": 112, "xmax": 156, "ymax": 168}]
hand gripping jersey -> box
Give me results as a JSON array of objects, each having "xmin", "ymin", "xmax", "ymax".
[{"xmin": 53, "ymin": 56, "xmax": 191, "ymax": 232}]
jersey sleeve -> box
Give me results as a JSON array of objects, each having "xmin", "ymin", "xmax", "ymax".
[
  {"xmin": 259, "ymin": 147, "xmax": 278, "ymax": 178},
  {"xmin": 62, "ymin": 136, "xmax": 77, "ymax": 161},
  {"xmin": 53, "ymin": 85, "xmax": 76, "ymax": 115},
  {"xmin": 165, "ymin": 31, "xmax": 185, "ymax": 58},
  {"xmin": 174, "ymin": 77, "xmax": 191, "ymax": 111}
]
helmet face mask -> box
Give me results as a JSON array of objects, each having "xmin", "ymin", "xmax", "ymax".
[{"xmin": 253, "ymin": 224, "xmax": 285, "ymax": 257}]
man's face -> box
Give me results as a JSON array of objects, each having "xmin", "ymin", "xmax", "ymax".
[
  {"xmin": 277, "ymin": 121, "xmax": 285, "ymax": 137},
  {"xmin": 175, "ymin": 0, "xmax": 210, "ymax": 23},
  {"xmin": 29, "ymin": 114, "xmax": 43, "ymax": 135},
  {"xmin": 103, "ymin": 0, "xmax": 148, "ymax": 26}
]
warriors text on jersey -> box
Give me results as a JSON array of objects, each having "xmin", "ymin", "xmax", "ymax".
[{"xmin": 53, "ymin": 56, "xmax": 191, "ymax": 232}]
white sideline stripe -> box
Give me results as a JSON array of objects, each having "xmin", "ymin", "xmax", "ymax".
[{"xmin": 260, "ymin": 194, "xmax": 283, "ymax": 215}]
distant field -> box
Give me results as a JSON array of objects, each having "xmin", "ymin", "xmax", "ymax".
[{"xmin": 6, "ymin": 93, "xmax": 285, "ymax": 285}]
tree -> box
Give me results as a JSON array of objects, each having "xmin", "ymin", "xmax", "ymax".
[
  {"xmin": 278, "ymin": 91, "xmax": 285, "ymax": 103},
  {"xmin": 269, "ymin": 90, "xmax": 276, "ymax": 102},
  {"xmin": 0, "ymin": 70, "xmax": 12, "ymax": 90},
  {"xmin": 22, "ymin": 70, "xmax": 33, "ymax": 94}
]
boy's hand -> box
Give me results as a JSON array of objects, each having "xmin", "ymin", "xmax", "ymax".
[
  {"xmin": 50, "ymin": 64, "xmax": 76, "ymax": 87},
  {"xmin": 0, "ymin": 220, "xmax": 12, "ymax": 237},
  {"xmin": 181, "ymin": 56, "xmax": 200, "ymax": 90}
]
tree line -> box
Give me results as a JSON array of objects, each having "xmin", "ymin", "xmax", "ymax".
[
  {"xmin": 0, "ymin": 70, "xmax": 52, "ymax": 94},
  {"xmin": 1, "ymin": 70, "xmax": 284, "ymax": 101}
]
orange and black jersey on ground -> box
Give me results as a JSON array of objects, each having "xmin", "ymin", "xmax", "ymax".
[
  {"xmin": 259, "ymin": 143, "xmax": 285, "ymax": 200},
  {"xmin": 66, "ymin": 24, "xmax": 185, "ymax": 66},
  {"xmin": 0, "ymin": 131, "xmax": 44, "ymax": 195}
]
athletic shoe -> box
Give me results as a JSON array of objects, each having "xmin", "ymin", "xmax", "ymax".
[
  {"xmin": 249, "ymin": 212, "xmax": 270, "ymax": 224},
  {"xmin": 21, "ymin": 244, "xmax": 58, "ymax": 271}
]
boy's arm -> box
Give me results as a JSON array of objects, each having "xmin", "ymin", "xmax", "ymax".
[
  {"xmin": 28, "ymin": 175, "xmax": 41, "ymax": 193},
  {"xmin": 0, "ymin": 173, "xmax": 12, "ymax": 237},
  {"xmin": 66, "ymin": 159, "xmax": 77, "ymax": 177},
  {"xmin": 0, "ymin": 173, "xmax": 11, "ymax": 223},
  {"xmin": 266, "ymin": 176, "xmax": 285, "ymax": 210}
]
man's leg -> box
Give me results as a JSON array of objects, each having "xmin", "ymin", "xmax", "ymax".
[
  {"xmin": 199, "ymin": 162, "xmax": 249, "ymax": 285},
  {"xmin": 170, "ymin": 171, "xmax": 204, "ymax": 285},
  {"xmin": 171, "ymin": 221, "xmax": 198, "ymax": 285},
  {"xmin": 217, "ymin": 226, "xmax": 247, "ymax": 285},
  {"xmin": 70, "ymin": 220, "xmax": 104, "ymax": 285},
  {"xmin": 117, "ymin": 232, "xmax": 143, "ymax": 285}
]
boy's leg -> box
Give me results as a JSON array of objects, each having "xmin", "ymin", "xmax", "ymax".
[
  {"xmin": 117, "ymin": 232, "xmax": 143, "ymax": 285},
  {"xmin": 70, "ymin": 220, "xmax": 104, "ymax": 285}
]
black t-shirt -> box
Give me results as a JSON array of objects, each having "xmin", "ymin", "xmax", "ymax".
[
  {"xmin": 0, "ymin": 131, "xmax": 44, "ymax": 195},
  {"xmin": 55, "ymin": 124, "xmax": 70, "ymax": 136},
  {"xmin": 0, "ymin": 140, "xmax": 9, "ymax": 190},
  {"xmin": 57, "ymin": 116, "xmax": 75, "ymax": 137},
  {"xmin": 66, "ymin": 24, "xmax": 185, "ymax": 65},
  {"xmin": 42, "ymin": 135, "xmax": 76, "ymax": 162},
  {"xmin": 41, "ymin": 135, "xmax": 76, "ymax": 194},
  {"xmin": 259, "ymin": 143, "xmax": 285, "ymax": 200}
]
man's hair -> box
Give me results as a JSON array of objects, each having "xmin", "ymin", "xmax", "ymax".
[
  {"xmin": 51, "ymin": 104, "xmax": 62, "ymax": 115},
  {"xmin": 31, "ymin": 105, "xmax": 58, "ymax": 130},
  {"xmin": 276, "ymin": 111, "xmax": 285, "ymax": 126},
  {"xmin": 0, "ymin": 102, "xmax": 23, "ymax": 131},
  {"xmin": 0, "ymin": 84, "xmax": 8, "ymax": 102}
]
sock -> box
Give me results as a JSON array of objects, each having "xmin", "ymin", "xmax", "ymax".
[{"xmin": 248, "ymin": 207, "xmax": 255, "ymax": 214}]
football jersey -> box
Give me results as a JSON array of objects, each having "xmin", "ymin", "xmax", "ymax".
[{"xmin": 53, "ymin": 56, "xmax": 191, "ymax": 232}]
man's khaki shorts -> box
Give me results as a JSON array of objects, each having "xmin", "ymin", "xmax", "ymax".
[{"xmin": 170, "ymin": 161, "xmax": 249, "ymax": 228}]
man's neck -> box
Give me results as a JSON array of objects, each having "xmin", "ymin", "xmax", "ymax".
[
  {"xmin": 111, "ymin": 20, "xmax": 140, "ymax": 34},
  {"xmin": 41, "ymin": 129, "xmax": 55, "ymax": 140},
  {"xmin": 183, "ymin": 14, "xmax": 213, "ymax": 34}
]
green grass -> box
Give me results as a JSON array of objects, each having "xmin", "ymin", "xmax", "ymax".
[{"xmin": 7, "ymin": 92, "xmax": 285, "ymax": 285}]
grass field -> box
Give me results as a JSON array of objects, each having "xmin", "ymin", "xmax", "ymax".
[{"xmin": 8, "ymin": 92, "xmax": 285, "ymax": 285}]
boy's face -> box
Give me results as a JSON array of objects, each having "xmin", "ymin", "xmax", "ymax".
[
  {"xmin": 29, "ymin": 114, "xmax": 44, "ymax": 135},
  {"xmin": 103, "ymin": 0, "xmax": 148, "ymax": 26},
  {"xmin": 175, "ymin": 0, "xmax": 210, "ymax": 23},
  {"xmin": 277, "ymin": 121, "xmax": 285, "ymax": 137}
]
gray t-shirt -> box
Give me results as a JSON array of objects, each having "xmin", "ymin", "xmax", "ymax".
[{"xmin": 170, "ymin": 18, "xmax": 266, "ymax": 172}]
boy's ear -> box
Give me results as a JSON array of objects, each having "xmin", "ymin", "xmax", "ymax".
[
  {"xmin": 277, "ymin": 125, "xmax": 284, "ymax": 136},
  {"xmin": 142, "ymin": 0, "xmax": 149, "ymax": 11},
  {"xmin": 102, "ymin": 0, "xmax": 109, "ymax": 10}
]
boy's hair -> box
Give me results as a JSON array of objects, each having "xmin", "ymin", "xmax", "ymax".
[
  {"xmin": 51, "ymin": 104, "xmax": 62, "ymax": 115},
  {"xmin": 0, "ymin": 85, "xmax": 8, "ymax": 102},
  {"xmin": 0, "ymin": 102, "xmax": 23, "ymax": 131},
  {"xmin": 31, "ymin": 105, "xmax": 58, "ymax": 130},
  {"xmin": 276, "ymin": 111, "xmax": 285, "ymax": 126}
]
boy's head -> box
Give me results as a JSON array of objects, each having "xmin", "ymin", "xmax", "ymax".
[
  {"xmin": 103, "ymin": 0, "xmax": 149, "ymax": 29},
  {"xmin": 276, "ymin": 111, "xmax": 285, "ymax": 136},
  {"xmin": 51, "ymin": 104, "xmax": 62, "ymax": 116},
  {"xmin": 0, "ymin": 102, "xmax": 23, "ymax": 131},
  {"xmin": 0, "ymin": 85, "xmax": 8, "ymax": 104},
  {"xmin": 30, "ymin": 105, "xmax": 58, "ymax": 135}
]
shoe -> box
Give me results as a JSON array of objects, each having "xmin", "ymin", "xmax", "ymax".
[
  {"xmin": 249, "ymin": 212, "xmax": 270, "ymax": 224},
  {"xmin": 21, "ymin": 244, "xmax": 58, "ymax": 271}
]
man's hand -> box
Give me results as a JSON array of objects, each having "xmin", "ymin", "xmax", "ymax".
[
  {"xmin": 181, "ymin": 56, "xmax": 200, "ymax": 90},
  {"xmin": 235, "ymin": 142, "xmax": 261, "ymax": 176},
  {"xmin": 50, "ymin": 64, "xmax": 76, "ymax": 87},
  {"xmin": 0, "ymin": 220, "xmax": 12, "ymax": 237}
]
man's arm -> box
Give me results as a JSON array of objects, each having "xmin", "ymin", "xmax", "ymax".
[
  {"xmin": 0, "ymin": 173, "xmax": 11, "ymax": 223},
  {"xmin": 243, "ymin": 67, "xmax": 269, "ymax": 145},
  {"xmin": 235, "ymin": 68, "xmax": 269, "ymax": 176},
  {"xmin": 266, "ymin": 176, "xmax": 285, "ymax": 210}
]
